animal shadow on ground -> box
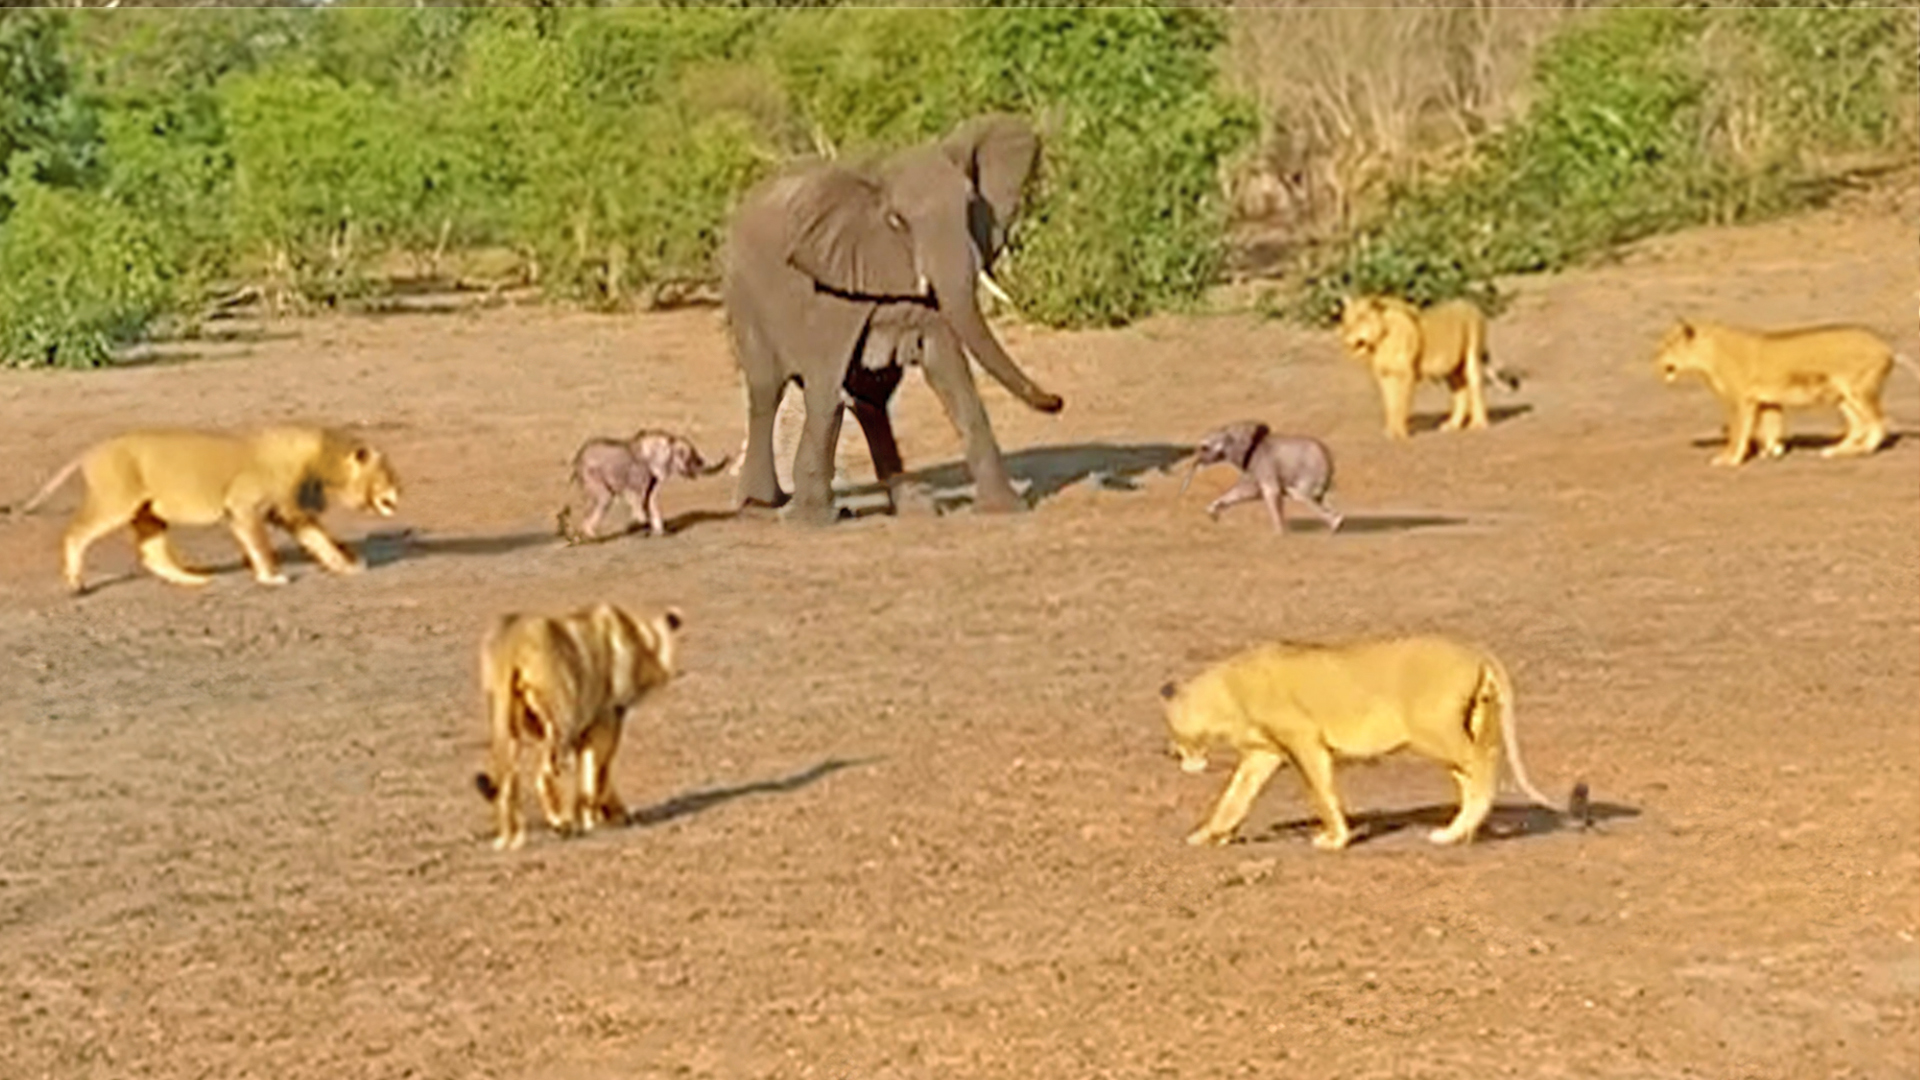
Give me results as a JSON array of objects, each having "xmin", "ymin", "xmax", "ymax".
[
  {"xmin": 1212, "ymin": 512, "xmax": 1469, "ymax": 535},
  {"xmin": 1406, "ymin": 403, "xmax": 1532, "ymax": 435},
  {"xmin": 361, "ymin": 528, "xmax": 554, "ymax": 568},
  {"xmin": 626, "ymin": 757, "xmax": 874, "ymax": 828},
  {"xmin": 840, "ymin": 441, "xmax": 1192, "ymax": 512},
  {"xmin": 1253, "ymin": 796, "xmax": 1640, "ymax": 847},
  {"xmin": 1687, "ymin": 431, "xmax": 1909, "ymax": 452},
  {"xmin": 556, "ymin": 506, "xmax": 744, "ymax": 545},
  {"xmin": 61, "ymin": 528, "xmax": 549, "ymax": 593}
]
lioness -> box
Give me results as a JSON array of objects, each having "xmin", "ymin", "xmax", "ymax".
[
  {"xmin": 475, "ymin": 602, "xmax": 683, "ymax": 850},
  {"xmin": 1654, "ymin": 318, "xmax": 1910, "ymax": 466},
  {"xmin": 1161, "ymin": 635, "xmax": 1565, "ymax": 850},
  {"xmin": 19, "ymin": 426, "xmax": 400, "ymax": 594},
  {"xmin": 1338, "ymin": 295, "xmax": 1521, "ymax": 441}
]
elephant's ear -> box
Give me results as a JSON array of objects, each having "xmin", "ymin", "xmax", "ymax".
[
  {"xmin": 786, "ymin": 167, "xmax": 922, "ymax": 298},
  {"xmin": 941, "ymin": 114, "xmax": 1039, "ymax": 257}
]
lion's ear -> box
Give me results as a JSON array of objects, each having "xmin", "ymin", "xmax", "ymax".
[
  {"xmin": 663, "ymin": 607, "xmax": 684, "ymax": 632},
  {"xmin": 1678, "ymin": 320, "xmax": 1695, "ymax": 340},
  {"xmin": 1158, "ymin": 681, "xmax": 1177, "ymax": 701},
  {"xmin": 352, "ymin": 446, "xmax": 372, "ymax": 465}
]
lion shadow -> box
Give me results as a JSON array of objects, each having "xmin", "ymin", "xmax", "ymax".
[
  {"xmin": 625, "ymin": 757, "xmax": 874, "ymax": 828},
  {"xmin": 1406, "ymin": 403, "xmax": 1532, "ymax": 435},
  {"xmin": 1252, "ymin": 795, "xmax": 1640, "ymax": 847},
  {"xmin": 839, "ymin": 441, "xmax": 1192, "ymax": 512},
  {"xmin": 1687, "ymin": 430, "xmax": 1910, "ymax": 453},
  {"xmin": 360, "ymin": 528, "xmax": 556, "ymax": 568}
]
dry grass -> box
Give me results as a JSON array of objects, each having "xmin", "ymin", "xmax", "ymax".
[{"xmin": 1222, "ymin": 2, "xmax": 1580, "ymax": 243}]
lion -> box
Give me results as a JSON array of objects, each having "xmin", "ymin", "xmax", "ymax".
[
  {"xmin": 474, "ymin": 602, "xmax": 683, "ymax": 851},
  {"xmin": 1160, "ymin": 635, "xmax": 1568, "ymax": 850},
  {"xmin": 1654, "ymin": 318, "xmax": 1915, "ymax": 466},
  {"xmin": 16, "ymin": 426, "xmax": 400, "ymax": 594},
  {"xmin": 1337, "ymin": 295, "xmax": 1521, "ymax": 441}
]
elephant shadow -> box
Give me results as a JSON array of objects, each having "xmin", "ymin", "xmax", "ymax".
[
  {"xmin": 1250, "ymin": 795, "xmax": 1640, "ymax": 848},
  {"xmin": 1407, "ymin": 403, "xmax": 1532, "ymax": 434},
  {"xmin": 625, "ymin": 757, "xmax": 875, "ymax": 828},
  {"xmin": 842, "ymin": 441, "xmax": 1192, "ymax": 510}
]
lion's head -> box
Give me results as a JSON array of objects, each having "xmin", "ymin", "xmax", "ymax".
[
  {"xmin": 1338, "ymin": 296, "xmax": 1391, "ymax": 356},
  {"xmin": 1158, "ymin": 680, "xmax": 1213, "ymax": 774},
  {"xmin": 338, "ymin": 444, "xmax": 401, "ymax": 517},
  {"xmin": 1654, "ymin": 321, "xmax": 1711, "ymax": 384}
]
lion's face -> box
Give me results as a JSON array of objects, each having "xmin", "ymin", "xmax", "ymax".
[
  {"xmin": 1654, "ymin": 322, "xmax": 1709, "ymax": 383},
  {"xmin": 1159, "ymin": 681, "xmax": 1214, "ymax": 773},
  {"xmin": 1339, "ymin": 298, "xmax": 1389, "ymax": 354},
  {"xmin": 340, "ymin": 446, "xmax": 401, "ymax": 517}
]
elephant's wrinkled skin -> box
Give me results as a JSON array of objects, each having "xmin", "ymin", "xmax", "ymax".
[{"xmin": 722, "ymin": 114, "xmax": 1064, "ymax": 524}]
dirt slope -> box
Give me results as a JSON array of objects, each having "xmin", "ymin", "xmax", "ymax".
[{"xmin": 1, "ymin": 181, "xmax": 1915, "ymax": 1079}]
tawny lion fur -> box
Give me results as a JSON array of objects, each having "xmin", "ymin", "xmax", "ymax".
[
  {"xmin": 1654, "ymin": 318, "xmax": 1914, "ymax": 466},
  {"xmin": 1160, "ymin": 635, "xmax": 1564, "ymax": 851},
  {"xmin": 474, "ymin": 603, "xmax": 683, "ymax": 850},
  {"xmin": 18, "ymin": 426, "xmax": 400, "ymax": 594},
  {"xmin": 1338, "ymin": 296, "xmax": 1520, "ymax": 441}
]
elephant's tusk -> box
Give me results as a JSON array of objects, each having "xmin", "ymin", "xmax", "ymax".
[
  {"xmin": 977, "ymin": 270, "xmax": 1015, "ymax": 307},
  {"xmin": 1178, "ymin": 458, "xmax": 1200, "ymax": 496}
]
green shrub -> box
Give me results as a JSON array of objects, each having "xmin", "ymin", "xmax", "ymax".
[
  {"xmin": 954, "ymin": 6, "xmax": 1256, "ymax": 326},
  {"xmin": 1293, "ymin": 7, "xmax": 1916, "ymax": 324},
  {"xmin": 0, "ymin": 175, "xmax": 175, "ymax": 368}
]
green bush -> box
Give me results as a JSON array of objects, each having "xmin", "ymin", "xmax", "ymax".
[
  {"xmin": 0, "ymin": 175, "xmax": 175, "ymax": 368},
  {"xmin": 1293, "ymin": 7, "xmax": 1916, "ymax": 323},
  {"xmin": 956, "ymin": 6, "xmax": 1255, "ymax": 326}
]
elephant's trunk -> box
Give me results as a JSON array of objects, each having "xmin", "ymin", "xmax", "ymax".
[
  {"xmin": 938, "ymin": 267, "xmax": 1062, "ymax": 414},
  {"xmin": 701, "ymin": 453, "xmax": 733, "ymax": 477}
]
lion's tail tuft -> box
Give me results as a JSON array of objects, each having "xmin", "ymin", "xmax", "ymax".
[{"xmin": 474, "ymin": 773, "xmax": 500, "ymax": 802}]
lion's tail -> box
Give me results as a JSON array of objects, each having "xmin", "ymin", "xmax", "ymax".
[
  {"xmin": 13, "ymin": 455, "xmax": 84, "ymax": 516},
  {"xmin": 1483, "ymin": 657, "xmax": 1561, "ymax": 811},
  {"xmin": 1892, "ymin": 352, "xmax": 1920, "ymax": 381}
]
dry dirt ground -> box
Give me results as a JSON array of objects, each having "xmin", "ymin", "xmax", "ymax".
[{"xmin": 2, "ymin": 180, "xmax": 1917, "ymax": 1080}]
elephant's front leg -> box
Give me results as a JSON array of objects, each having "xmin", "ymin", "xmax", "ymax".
[
  {"xmin": 787, "ymin": 378, "xmax": 848, "ymax": 525},
  {"xmin": 922, "ymin": 329, "xmax": 1024, "ymax": 514}
]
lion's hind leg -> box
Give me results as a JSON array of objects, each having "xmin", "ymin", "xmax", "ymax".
[
  {"xmin": 61, "ymin": 492, "xmax": 136, "ymax": 594},
  {"xmin": 484, "ymin": 688, "xmax": 529, "ymax": 851},
  {"xmin": 131, "ymin": 509, "xmax": 213, "ymax": 588},
  {"xmin": 1428, "ymin": 673, "xmax": 1500, "ymax": 846},
  {"xmin": 1825, "ymin": 389, "xmax": 1887, "ymax": 457},
  {"xmin": 1429, "ymin": 758, "xmax": 1496, "ymax": 846}
]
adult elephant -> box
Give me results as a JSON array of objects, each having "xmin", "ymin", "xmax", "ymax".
[{"xmin": 722, "ymin": 113, "xmax": 1065, "ymax": 524}]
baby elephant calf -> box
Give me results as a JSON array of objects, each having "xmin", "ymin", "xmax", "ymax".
[
  {"xmin": 562, "ymin": 429, "xmax": 727, "ymax": 542},
  {"xmin": 1181, "ymin": 420, "xmax": 1342, "ymax": 534}
]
